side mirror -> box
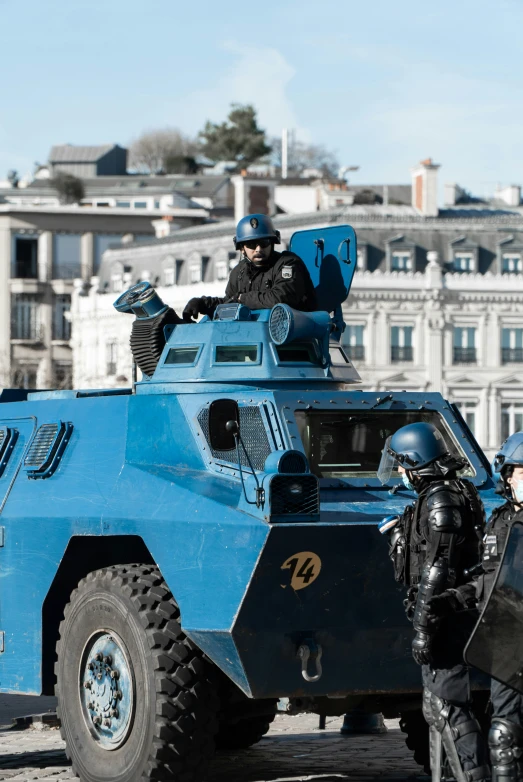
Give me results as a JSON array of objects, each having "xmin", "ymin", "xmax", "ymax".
[{"xmin": 208, "ymin": 399, "xmax": 240, "ymax": 451}]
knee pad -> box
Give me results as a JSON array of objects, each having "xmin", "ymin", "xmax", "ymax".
[
  {"xmin": 489, "ymin": 718, "xmax": 523, "ymax": 766},
  {"xmin": 430, "ymin": 693, "xmax": 452, "ymax": 733}
]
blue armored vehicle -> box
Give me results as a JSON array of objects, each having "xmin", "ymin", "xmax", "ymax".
[{"xmin": 0, "ymin": 225, "xmax": 497, "ymax": 782}]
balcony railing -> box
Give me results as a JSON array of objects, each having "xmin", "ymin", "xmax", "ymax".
[
  {"xmin": 391, "ymin": 346, "xmax": 413, "ymax": 362},
  {"xmin": 453, "ymin": 347, "xmax": 477, "ymax": 364},
  {"xmin": 502, "ymin": 348, "xmax": 523, "ymax": 364},
  {"xmin": 345, "ymin": 345, "xmax": 365, "ymax": 361}
]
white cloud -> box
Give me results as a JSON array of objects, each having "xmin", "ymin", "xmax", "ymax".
[{"xmin": 182, "ymin": 43, "xmax": 309, "ymax": 141}]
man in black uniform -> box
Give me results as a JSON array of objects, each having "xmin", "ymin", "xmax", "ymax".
[
  {"xmin": 183, "ymin": 213, "xmax": 316, "ymax": 321},
  {"xmin": 377, "ymin": 422, "xmax": 489, "ymax": 782},
  {"xmin": 434, "ymin": 433, "xmax": 523, "ymax": 782}
]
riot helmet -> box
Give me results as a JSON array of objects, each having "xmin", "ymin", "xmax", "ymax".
[
  {"xmin": 377, "ymin": 422, "xmax": 451, "ymax": 484},
  {"xmin": 233, "ymin": 214, "xmax": 281, "ymax": 250},
  {"xmin": 493, "ymin": 432, "xmax": 523, "ymax": 475},
  {"xmin": 492, "ymin": 431, "xmax": 523, "ymax": 499}
]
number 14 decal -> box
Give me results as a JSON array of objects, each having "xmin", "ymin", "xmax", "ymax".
[{"xmin": 281, "ymin": 552, "xmax": 322, "ymax": 591}]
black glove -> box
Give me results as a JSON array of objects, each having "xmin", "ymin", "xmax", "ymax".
[
  {"xmin": 199, "ymin": 296, "xmax": 218, "ymax": 317},
  {"xmin": 427, "ymin": 585, "xmax": 477, "ymax": 618},
  {"xmin": 412, "ymin": 631, "xmax": 433, "ymax": 666},
  {"xmin": 183, "ymin": 297, "xmax": 202, "ymax": 322}
]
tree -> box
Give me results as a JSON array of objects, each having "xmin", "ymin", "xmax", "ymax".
[
  {"xmin": 270, "ymin": 137, "xmax": 340, "ymax": 178},
  {"xmin": 353, "ymin": 189, "xmax": 383, "ymax": 205},
  {"xmin": 50, "ymin": 172, "xmax": 85, "ymax": 204},
  {"xmin": 199, "ymin": 104, "xmax": 271, "ymax": 168},
  {"xmin": 129, "ymin": 128, "xmax": 198, "ymax": 174}
]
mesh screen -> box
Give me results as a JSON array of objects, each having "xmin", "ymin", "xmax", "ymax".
[
  {"xmin": 0, "ymin": 430, "xmax": 5, "ymax": 453},
  {"xmin": 24, "ymin": 423, "xmax": 59, "ymax": 468},
  {"xmin": 270, "ymin": 475, "xmax": 320, "ymax": 516},
  {"xmin": 269, "ymin": 305, "xmax": 290, "ymax": 344},
  {"xmin": 198, "ymin": 405, "xmax": 272, "ymax": 471}
]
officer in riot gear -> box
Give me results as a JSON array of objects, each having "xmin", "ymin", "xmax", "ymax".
[
  {"xmin": 443, "ymin": 433, "xmax": 523, "ymax": 782},
  {"xmin": 183, "ymin": 214, "xmax": 316, "ymax": 321},
  {"xmin": 378, "ymin": 421, "xmax": 489, "ymax": 782}
]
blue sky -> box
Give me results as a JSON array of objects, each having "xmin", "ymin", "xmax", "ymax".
[{"xmin": 1, "ymin": 0, "xmax": 521, "ymax": 199}]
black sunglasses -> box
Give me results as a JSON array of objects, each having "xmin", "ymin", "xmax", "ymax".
[{"xmin": 242, "ymin": 238, "xmax": 272, "ymax": 250}]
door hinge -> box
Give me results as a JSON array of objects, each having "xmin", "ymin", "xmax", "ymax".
[
  {"xmin": 0, "ymin": 527, "xmax": 4, "ymax": 547},
  {"xmin": 0, "ymin": 632, "xmax": 4, "ymax": 653}
]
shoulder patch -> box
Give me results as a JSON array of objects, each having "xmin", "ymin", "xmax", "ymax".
[{"xmin": 282, "ymin": 266, "xmax": 293, "ymax": 279}]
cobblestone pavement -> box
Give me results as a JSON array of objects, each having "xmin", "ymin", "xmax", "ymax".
[{"xmin": 0, "ymin": 713, "xmax": 427, "ymax": 782}]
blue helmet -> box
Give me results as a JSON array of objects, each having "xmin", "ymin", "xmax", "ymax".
[
  {"xmin": 388, "ymin": 422, "xmax": 449, "ymax": 469},
  {"xmin": 492, "ymin": 432, "xmax": 523, "ymax": 477},
  {"xmin": 378, "ymin": 422, "xmax": 450, "ymax": 484},
  {"xmin": 233, "ymin": 214, "xmax": 281, "ymax": 250}
]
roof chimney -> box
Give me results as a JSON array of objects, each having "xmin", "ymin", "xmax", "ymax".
[
  {"xmin": 495, "ymin": 185, "xmax": 521, "ymax": 207},
  {"xmin": 411, "ymin": 158, "xmax": 440, "ymax": 217}
]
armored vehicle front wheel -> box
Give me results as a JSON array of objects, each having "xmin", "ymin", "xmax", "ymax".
[{"xmin": 55, "ymin": 564, "xmax": 219, "ymax": 782}]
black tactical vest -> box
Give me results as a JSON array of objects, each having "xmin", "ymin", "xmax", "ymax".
[
  {"xmin": 393, "ymin": 479, "xmax": 484, "ymax": 589},
  {"xmin": 481, "ymin": 502, "xmax": 523, "ymax": 598}
]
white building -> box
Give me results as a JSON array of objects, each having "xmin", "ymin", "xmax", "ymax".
[
  {"xmin": 0, "ymin": 202, "xmax": 208, "ymax": 389},
  {"xmin": 70, "ymin": 158, "xmax": 523, "ymax": 458}
]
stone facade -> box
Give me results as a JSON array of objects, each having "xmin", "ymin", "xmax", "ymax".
[{"xmin": 71, "ymin": 204, "xmax": 523, "ymax": 458}]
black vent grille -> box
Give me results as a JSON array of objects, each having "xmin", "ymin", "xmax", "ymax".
[
  {"xmin": 24, "ymin": 423, "xmax": 59, "ymax": 469},
  {"xmin": 270, "ymin": 475, "xmax": 320, "ymax": 517},
  {"xmin": 278, "ymin": 452, "xmax": 307, "ymax": 474},
  {"xmin": 198, "ymin": 405, "xmax": 271, "ymax": 471},
  {"xmin": 0, "ymin": 429, "xmax": 5, "ymax": 453}
]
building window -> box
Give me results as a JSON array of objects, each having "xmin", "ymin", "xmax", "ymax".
[
  {"xmin": 190, "ymin": 264, "xmax": 202, "ymax": 284},
  {"xmin": 455, "ymin": 401, "xmax": 477, "ymax": 435},
  {"xmin": 216, "ymin": 261, "xmax": 228, "ymax": 281},
  {"xmin": 391, "ymin": 326, "xmax": 413, "ymax": 362},
  {"xmin": 53, "ymin": 234, "xmax": 81, "ymax": 279},
  {"xmin": 52, "ymin": 294, "xmax": 71, "ymax": 340},
  {"xmin": 13, "ymin": 236, "xmax": 38, "ymax": 278},
  {"xmin": 154, "ymin": 200, "xmax": 160, "ymax": 209},
  {"xmin": 343, "ymin": 325, "xmax": 365, "ymax": 361},
  {"xmin": 502, "ymin": 253, "xmax": 522, "ymax": 274},
  {"xmin": 453, "ymin": 327, "xmax": 477, "ymax": 363},
  {"xmin": 501, "ymin": 403, "xmax": 523, "ymax": 442},
  {"xmin": 116, "ymin": 201, "xmax": 131, "ymax": 208},
  {"xmin": 11, "ymin": 365, "xmax": 38, "ymax": 389},
  {"xmin": 106, "ymin": 341, "xmax": 118, "ymax": 376},
  {"xmin": 391, "ymin": 252, "xmax": 412, "ymax": 272},
  {"xmin": 163, "ymin": 266, "xmax": 175, "ymax": 286},
  {"xmin": 134, "ymin": 201, "xmax": 147, "ymax": 209},
  {"xmin": 502, "ymin": 328, "xmax": 523, "ymax": 363},
  {"xmin": 53, "ymin": 362, "xmax": 72, "ymax": 389},
  {"xmin": 11, "ymin": 294, "xmax": 41, "ymax": 340},
  {"xmin": 453, "ymin": 253, "xmax": 474, "ymax": 273}
]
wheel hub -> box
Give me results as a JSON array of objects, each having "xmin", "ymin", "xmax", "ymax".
[{"xmin": 80, "ymin": 632, "xmax": 134, "ymax": 750}]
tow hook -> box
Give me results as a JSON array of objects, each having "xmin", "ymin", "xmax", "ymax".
[{"xmin": 297, "ymin": 640, "xmax": 323, "ymax": 683}]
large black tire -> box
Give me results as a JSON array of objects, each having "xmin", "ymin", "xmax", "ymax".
[
  {"xmin": 55, "ymin": 564, "xmax": 219, "ymax": 782},
  {"xmin": 215, "ymin": 713, "xmax": 276, "ymax": 750},
  {"xmin": 399, "ymin": 709, "xmax": 430, "ymax": 774}
]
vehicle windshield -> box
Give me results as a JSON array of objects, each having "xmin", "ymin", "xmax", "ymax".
[{"xmin": 294, "ymin": 409, "xmax": 475, "ymax": 480}]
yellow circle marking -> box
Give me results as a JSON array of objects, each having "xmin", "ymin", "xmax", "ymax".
[{"xmin": 281, "ymin": 551, "xmax": 322, "ymax": 591}]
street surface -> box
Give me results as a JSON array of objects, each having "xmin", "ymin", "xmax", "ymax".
[{"xmin": 0, "ymin": 695, "xmax": 427, "ymax": 781}]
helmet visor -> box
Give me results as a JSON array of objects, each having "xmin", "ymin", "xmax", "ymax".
[{"xmin": 377, "ymin": 436, "xmax": 398, "ymax": 484}]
